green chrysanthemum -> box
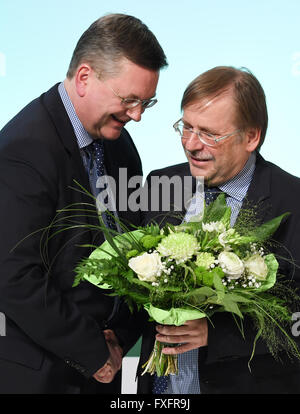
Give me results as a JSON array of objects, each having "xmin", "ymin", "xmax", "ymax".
[
  {"xmin": 157, "ymin": 233, "xmax": 198, "ymax": 263},
  {"xmin": 195, "ymin": 252, "xmax": 215, "ymax": 270}
]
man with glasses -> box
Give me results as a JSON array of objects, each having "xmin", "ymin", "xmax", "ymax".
[
  {"xmin": 0, "ymin": 14, "xmax": 167, "ymax": 393},
  {"xmin": 137, "ymin": 66, "xmax": 300, "ymax": 394}
]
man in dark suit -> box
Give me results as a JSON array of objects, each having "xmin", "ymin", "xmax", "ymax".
[
  {"xmin": 0, "ymin": 14, "xmax": 167, "ymax": 393},
  {"xmin": 137, "ymin": 66, "xmax": 300, "ymax": 394}
]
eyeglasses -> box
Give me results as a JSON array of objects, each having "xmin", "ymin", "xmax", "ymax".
[
  {"xmin": 173, "ymin": 119, "xmax": 241, "ymax": 147},
  {"xmin": 104, "ymin": 82, "xmax": 158, "ymax": 109}
]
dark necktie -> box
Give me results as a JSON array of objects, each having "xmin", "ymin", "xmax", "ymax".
[
  {"xmin": 152, "ymin": 373, "xmax": 169, "ymax": 394},
  {"xmin": 89, "ymin": 140, "xmax": 116, "ymax": 230},
  {"xmin": 204, "ymin": 186, "xmax": 220, "ymax": 205},
  {"xmin": 91, "ymin": 140, "xmax": 105, "ymax": 177}
]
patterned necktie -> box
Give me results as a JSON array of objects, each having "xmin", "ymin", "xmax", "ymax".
[
  {"xmin": 152, "ymin": 374, "xmax": 169, "ymax": 394},
  {"xmin": 91, "ymin": 140, "xmax": 105, "ymax": 177},
  {"xmin": 204, "ymin": 186, "xmax": 220, "ymax": 205},
  {"xmin": 89, "ymin": 140, "xmax": 116, "ymax": 230}
]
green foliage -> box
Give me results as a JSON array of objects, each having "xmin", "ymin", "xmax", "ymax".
[
  {"xmin": 202, "ymin": 193, "xmax": 229, "ymax": 223},
  {"xmin": 126, "ymin": 249, "xmax": 140, "ymax": 260},
  {"xmin": 140, "ymin": 234, "xmax": 163, "ymax": 250}
]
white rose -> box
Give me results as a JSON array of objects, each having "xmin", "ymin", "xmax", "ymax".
[
  {"xmin": 218, "ymin": 251, "xmax": 244, "ymax": 279},
  {"xmin": 128, "ymin": 252, "xmax": 163, "ymax": 282},
  {"xmin": 244, "ymin": 253, "xmax": 268, "ymax": 280}
]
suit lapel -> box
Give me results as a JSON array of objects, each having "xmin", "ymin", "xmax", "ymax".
[
  {"xmin": 242, "ymin": 152, "xmax": 273, "ymax": 225},
  {"xmin": 40, "ymin": 84, "xmax": 97, "ymax": 227}
]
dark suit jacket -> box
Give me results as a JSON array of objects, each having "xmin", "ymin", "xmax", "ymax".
[
  {"xmin": 0, "ymin": 84, "xmax": 144, "ymax": 393},
  {"xmin": 137, "ymin": 154, "xmax": 300, "ymax": 394}
]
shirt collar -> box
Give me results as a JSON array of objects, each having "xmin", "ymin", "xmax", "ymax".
[
  {"xmin": 218, "ymin": 152, "xmax": 256, "ymax": 201},
  {"xmin": 58, "ymin": 82, "xmax": 93, "ymax": 149}
]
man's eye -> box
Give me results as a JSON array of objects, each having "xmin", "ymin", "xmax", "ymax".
[
  {"xmin": 201, "ymin": 131, "xmax": 215, "ymax": 139},
  {"xmin": 124, "ymin": 99, "xmax": 137, "ymax": 104}
]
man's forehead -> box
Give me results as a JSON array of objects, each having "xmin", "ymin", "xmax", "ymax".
[{"xmin": 184, "ymin": 89, "xmax": 235, "ymax": 115}]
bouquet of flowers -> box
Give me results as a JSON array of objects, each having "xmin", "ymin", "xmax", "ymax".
[{"xmin": 73, "ymin": 193, "xmax": 300, "ymax": 377}]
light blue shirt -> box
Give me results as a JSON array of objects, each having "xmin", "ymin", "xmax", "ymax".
[
  {"xmin": 165, "ymin": 152, "xmax": 256, "ymax": 394},
  {"xmin": 58, "ymin": 82, "xmax": 119, "ymax": 229},
  {"xmin": 57, "ymin": 82, "xmax": 96, "ymax": 188}
]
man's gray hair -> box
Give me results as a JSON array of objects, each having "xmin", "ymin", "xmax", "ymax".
[{"xmin": 67, "ymin": 13, "xmax": 168, "ymax": 79}]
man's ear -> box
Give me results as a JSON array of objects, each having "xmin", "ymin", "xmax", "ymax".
[
  {"xmin": 74, "ymin": 64, "xmax": 92, "ymax": 97},
  {"xmin": 245, "ymin": 128, "xmax": 261, "ymax": 152}
]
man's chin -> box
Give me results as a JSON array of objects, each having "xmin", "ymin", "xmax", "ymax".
[
  {"xmin": 97, "ymin": 127, "xmax": 123, "ymax": 141},
  {"xmin": 188, "ymin": 164, "xmax": 219, "ymax": 186},
  {"xmin": 188, "ymin": 162, "xmax": 207, "ymax": 180}
]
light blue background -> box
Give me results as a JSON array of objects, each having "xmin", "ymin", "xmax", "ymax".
[{"xmin": 0, "ymin": 0, "xmax": 299, "ymax": 178}]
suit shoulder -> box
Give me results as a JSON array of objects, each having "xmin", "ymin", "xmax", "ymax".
[
  {"xmin": 265, "ymin": 158, "xmax": 300, "ymax": 188},
  {"xmin": 0, "ymin": 88, "xmax": 66, "ymax": 186},
  {"xmin": 0, "ymin": 96, "xmax": 43, "ymax": 135},
  {"xmin": 146, "ymin": 162, "xmax": 190, "ymax": 179},
  {"xmin": 256, "ymin": 156, "xmax": 300, "ymax": 215},
  {"xmin": 0, "ymin": 92, "xmax": 58, "ymax": 150}
]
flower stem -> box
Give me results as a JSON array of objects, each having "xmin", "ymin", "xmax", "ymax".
[{"xmin": 141, "ymin": 340, "xmax": 178, "ymax": 376}]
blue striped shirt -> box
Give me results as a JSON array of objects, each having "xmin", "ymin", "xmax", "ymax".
[
  {"xmin": 58, "ymin": 82, "xmax": 99, "ymax": 190},
  {"xmin": 165, "ymin": 151, "xmax": 256, "ymax": 394},
  {"xmin": 58, "ymin": 82, "xmax": 120, "ymax": 228}
]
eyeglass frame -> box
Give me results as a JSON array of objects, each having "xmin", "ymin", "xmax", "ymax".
[
  {"xmin": 173, "ymin": 118, "xmax": 241, "ymax": 147},
  {"xmin": 97, "ymin": 74, "xmax": 158, "ymax": 109}
]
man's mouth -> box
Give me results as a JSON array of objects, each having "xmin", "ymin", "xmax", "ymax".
[
  {"xmin": 186, "ymin": 150, "xmax": 214, "ymax": 163},
  {"xmin": 111, "ymin": 114, "xmax": 128, "ymax": 126}
]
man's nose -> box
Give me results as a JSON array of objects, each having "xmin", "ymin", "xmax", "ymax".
[
  {"xmin": 183, "ymin": 131, "xmax": 205, "ymax": 151},
  {"xmin": 126, "ymin": 104, "xmax": 145, "ymax": 122}
]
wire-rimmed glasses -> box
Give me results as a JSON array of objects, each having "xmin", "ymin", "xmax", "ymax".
[
  {"xmin": 104, "ymin": 82, "xmax": 157, "ymax": 109},
  {"xmin": 173, "ymin": 119, "xmax": 241, "ymax": 147}
]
